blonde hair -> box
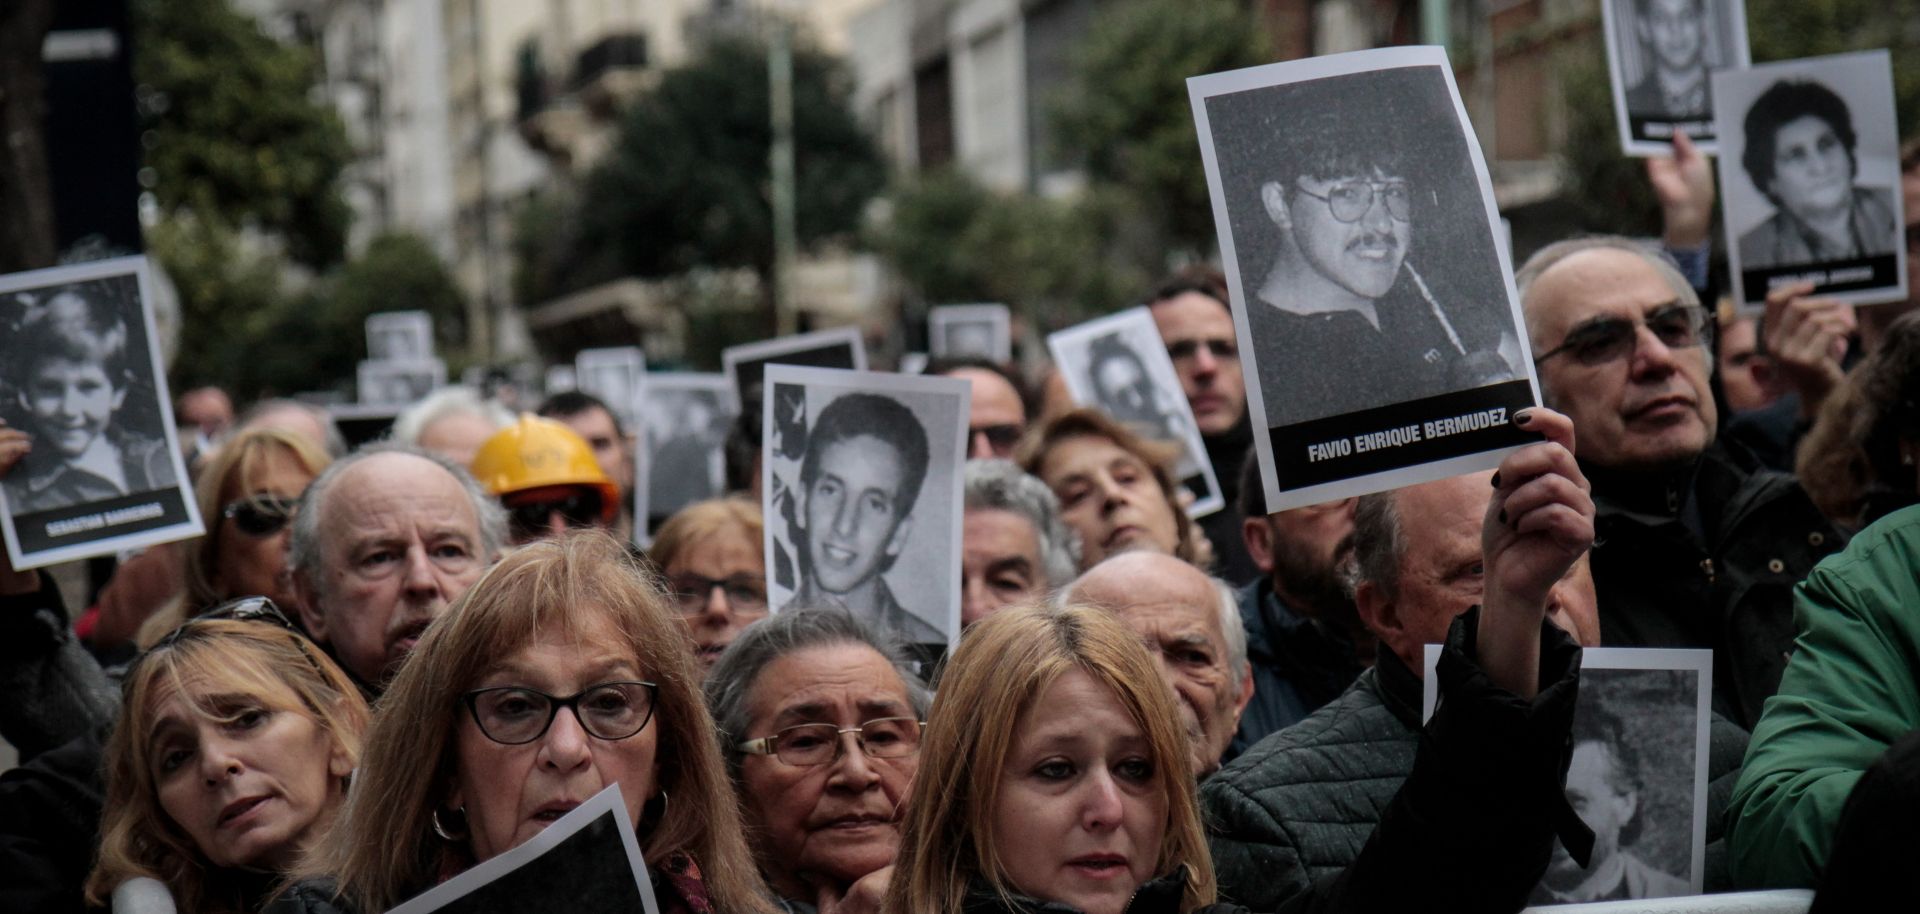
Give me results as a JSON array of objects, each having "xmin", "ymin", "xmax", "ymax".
[
  {"xmin": 646, "ymin": 496, "xmax": 763, "ymax": 574},
  {"xmin": 882, "ymin": 604, "xmax": 1216, "ymax": 913},
  {"xmin": 137, "ymin": 428, "xmax": 332, "ymax": 648},
  {"xmin": 295, "ymin": 530, "xmax": 776, "ymax": 914},
  {"xmin": 1015, "ymin": 407, "xmax": 1200, "ymax": 566},
  {"xmin": 86, "ymin": 620, "xmax": 369, "ymax": 914}
]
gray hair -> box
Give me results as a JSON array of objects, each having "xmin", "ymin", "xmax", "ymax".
[
  {"xmin": 703, "ymin": 608, "xmax": 932, "ymax": 779},
  {"xmin": 389, "ymin": 387, "xmax": 513, "ymax": 446},
  {"xmin": 287, "ymin": 442, "xmax": 509, "ymax": 598},
  {"xmin": 234, "ymin": 397, "xmax": 348, "ymax": 457},
  {"xmin": 963, "ymin": 459, "xmax": 1081, "ymax": 588},
  {"xmin": 1514, "ymin": 236, "xmax": 1701, "ymax": 352},
  {"xmin": 1212, "ymin": 576, "xmax": 1249, "ymax": 689},
  {"xmin": 1346, "ymin": 490, "xmax": 1407, "ymax": 603}
]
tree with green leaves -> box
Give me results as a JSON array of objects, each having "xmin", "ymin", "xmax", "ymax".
[
  {"xmin": 1049, "ymin": 0, "xmax": 1271, "ymax": 262},
  {"xmin": 135, "ymin": 0, "xmax": 353, "ymax": 267},
  {"xmin": 568, "ymin": 33, "xmax": 886, "ymax": 329}
]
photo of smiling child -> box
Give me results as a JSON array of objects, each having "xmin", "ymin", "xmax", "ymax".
[
  {"xmin": 0, "ymin": 257, "xmax": 202, "ymax": 570},
  {"xmin": 761, "ymin": 365, "xmax": 969, "ymax": 649}
]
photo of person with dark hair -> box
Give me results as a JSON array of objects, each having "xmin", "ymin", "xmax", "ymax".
[
  {"xmin": 1736, "ymin": 79, "xmax": 1899, "ymax": 270},
  {"xmin": 1537, "ymin": 703, "xmax": 1692, "ymax": 903},
  {"xmin": 1085, "ymin": 331, "xmax": 1182, "ymax": 443},
  {"xmin": 4, "ymin": 281, "xmax": 176, "ymax": 514},
  {"xmin": 762, "ymin": 366, "xmax": 969, "ymax": 647}
]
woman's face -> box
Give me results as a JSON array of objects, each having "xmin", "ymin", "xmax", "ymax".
[
  {"xmin": 663, "ymin": 527, "xmax": 769, "ymax": 671},
  {"xmin": 451, "ymin": 612, "xmax": 660, "ymax": 862},
  {"xmin": 737, "ymin": 643, "xmax": 918, "ymax": 898},
  {"xmin": 23, "ymin": 356, "xmax": 125, "ymax": 458},
  {"xmin": 1769, "ymin": 114, "xmax": 1852, "ymax": 219},
  {"xmin": 1038, "ymin": 435, "xmax": 1180, "ymax": 568},
  {"xmin": 149, "ymin": 678, "xmax": 351, "ymax": 870},
  {"xmin": 991, "ymin": 668, "xmax": 1165, "ymax": 914},
  {"xmin": 212, "ymin": 447, "xmax": 317, "ymax": 608}
]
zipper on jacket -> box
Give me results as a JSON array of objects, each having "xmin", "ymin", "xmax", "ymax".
[{"xmin": 1700, "ymin": 557, "xmax": 1715, "ymax": 584}]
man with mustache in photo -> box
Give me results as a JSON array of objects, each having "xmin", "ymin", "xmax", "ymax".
[{"xmin": 1243, "ymin": 109, "xmax": 1519, "ymax": 428}]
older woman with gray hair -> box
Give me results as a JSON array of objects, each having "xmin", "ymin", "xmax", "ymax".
[
  {"xmin": 960, "ymin": 459, "xmax": 1080, "ymax": 627},
  {"xmin": 705, "ymin": 609, "xmax": 931, "ymax": 913}
]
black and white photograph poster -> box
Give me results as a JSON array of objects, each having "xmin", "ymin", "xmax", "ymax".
[
  {"xmin": 1603, "ymin": 0, "xmax": 1750, "ymax": 155},
  {"xmin": 1521, "ymin": 890, "xmax": 1812, "ymax": 913},
  {"xmin": 929, "ymin": 303, "xmax": 1013, "ymax": 363},
  {"xmin": 637, "ymin": 373, "xmax": 734, "ymax": 543},
  {"xmin": 575, "ymin": 346, "xmax": 647, "ymax": 427},
  {"xmin": 1714, "ymin": 50, "xmax": 1907, "ymax": 312},
  {"xmin": 357, "ymin": 359, "xmax": 447, "ymax": 407},
  {"xmin": 0, "ymin": 256, "xmax": 203, "ymax": 571},
  {"xmin": 1190, "ymin": 46, "xmax": 1540, "ymax": 514},
  {"xmin": 1425, "ymin": 647, "xmax": 1712, "ymax": 906},
  {"xmin": 1046, "ymin": 307, "xmax": 1226, "ymax": 518},
  {"xmin": 385, "ymin": 782, "xmax": 661, "ymax": 914},
  {"xmin": 365, "ymin": 310, "xmax": 434, "ymax": 361},
  {"xmin": 761, "ymin": 365, "xmax": 968, "ymax": 649},
  {"xmin": 722, "ymin": 326, "xmax": 867, "ymax": 413}
]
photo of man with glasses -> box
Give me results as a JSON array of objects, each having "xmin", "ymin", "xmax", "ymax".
[
  {"xmin": 1231, "ymin": 85, "xmax": 1522, "ymax": 430},
  {"xmin": 1195, "ymin": 52, "xmax": 1541, "ymax": 510}
]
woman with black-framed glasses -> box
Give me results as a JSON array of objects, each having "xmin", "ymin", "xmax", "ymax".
[
  {"xmin": 84, "ymin": 601, "xmax": 369, "ymax": 914},
  {"xmin": 275, "ymin": 530, "xmax": 776, "ymax": 914}
]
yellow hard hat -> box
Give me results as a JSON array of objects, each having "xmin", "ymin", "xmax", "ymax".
[{"xmin": 469, "ymin": 414, "xmax": 620, "ymax": 522}]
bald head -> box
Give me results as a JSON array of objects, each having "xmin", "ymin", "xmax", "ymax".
[{"xmin": 1067, "ymin": 552, "xmax": 1250, "ymax": 777}]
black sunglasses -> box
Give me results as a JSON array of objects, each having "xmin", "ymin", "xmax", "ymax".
[
  {"xmin": 141, "ymin": 596, "xmax": 325, "ymax": 677},
  {"xmin": 1166, "ymin": 339, "xmax": 1237, "ymax": 362},
  {"xmin": 507, "ymin": 490, "xmax": 605, "ymax": 538},
  {"xmin": 1533, "ymin": 304, "xmax": 1713, "ymax": 367},
  {"xmin": 969, "ymin": 424, "xmax": 1022, "ymax": 450},
  {"xmin": 222, "ymin": 495, "xmax": 298, "ymax": 538}
]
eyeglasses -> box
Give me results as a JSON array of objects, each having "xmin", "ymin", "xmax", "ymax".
[
  {"xmin": 221, "ymin": 495, "xmax": 298, "ymax": 538},
  {"xmin": 737, "ymin": 717, "xmax": 924, "ymax": 767},
  {"xmin": 1294, "ymin": 180, "xmax": 1412, "ymax": 223},
  {"xmin": 969, "ymin": 424, "xmax": 1022, "ymax": 451},
  {"xmin": 666, "ymin": 573, "xmax": 768, "ymax": 615},
  {"xmin": 1166, "ymin": 339, "xmax": 1237, "ymax": 363},
  {"xmin": 506, "ymin": 490, "xmax": 605, "ymax": 540},
  {"xmin": 462, "ymin": 680, "xmax": 658, "ymax": 745},
  {"xmin": 1533, "ymin": 304, "xmax": 1713, "ymax": 367}
]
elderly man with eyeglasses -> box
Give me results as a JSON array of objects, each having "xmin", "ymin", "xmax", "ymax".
[{"xmin": 1517, "ymin": 236, "xmax": 1845, "ymax": 729}]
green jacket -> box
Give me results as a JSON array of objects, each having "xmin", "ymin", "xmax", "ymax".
[{"xmin": 1726, "ymin": 504, "xmax": 1920, "ymax": 888}]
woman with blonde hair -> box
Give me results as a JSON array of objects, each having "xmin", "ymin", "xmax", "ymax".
[
  {"xmin": 1016, "ymin": 408, "xmax": 1210, "ymax": 572},
  {"xmin": 85, "ymin": 599, "xmax": 370, "ymax": 913},
  {"xmin": 276, "ymin": 530, "xmax": 775, "ymax": 914},
  {"xmin": 884, "ymin": 603, "xmax": 1222, "ymax": 914},
  {"xmin": 648, "ymin": 496, "xmax": 769, "ymax": 672},
  {"xmin": 134, "ymin": 426, "xmax": 333, "ymax": 648}
]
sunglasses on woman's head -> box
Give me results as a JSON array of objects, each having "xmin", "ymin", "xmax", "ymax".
[{"xmin": 222, "ymin": 494, "xmax": 298, "ymax": 538}]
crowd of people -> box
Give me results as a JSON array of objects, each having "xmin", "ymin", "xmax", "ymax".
[{"xmin": 1, "ymin": 128, "xmax": 1917, "ymax": 914}]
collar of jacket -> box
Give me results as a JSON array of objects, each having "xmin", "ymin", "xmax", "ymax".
[{"xmin": 962, "ymin": 866, "xmax": 1192, "ymax": 914}]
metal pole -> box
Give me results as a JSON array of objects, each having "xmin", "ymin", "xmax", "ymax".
[
  {"xmin": 1421, "ymin": 0, "xmax": 1449, "ymax": 48},
  {"xmin": 769, "ymin": 20, "xmax": 798, "ymax": 336}
]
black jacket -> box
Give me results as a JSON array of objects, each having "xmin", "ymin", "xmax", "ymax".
[
  {"xmin": 1226, "ymin": 578, "xmax": 1362, "ymax": 760},
  {"xmin": 960, "ymin": 868, "xmax": 1243, "ymax": 914},
  {"xmin": 1586, "ymin": 440, "xmax": 1845, "ymax": 729},
  {"xmin": 0, "ymin": 726, "xmax": 108, "ymax": 914},
  {"xmin": 1203, "ymin": 609, "xmax": 1590, "ymax": 913}
]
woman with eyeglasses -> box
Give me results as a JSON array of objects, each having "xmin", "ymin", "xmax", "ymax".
[
  {"xmin": 706, "ymin": 609, "xmax": 930, "ymax": 913},
  {"xmin": 133, "ymin": 427, "xmax": 332, "ymax": 647},
  {"xmin": 275, "ymin": 530, "xmax": 774, "ymax": 914},
  {"xmin": 649, "ymin": 497, "xmax": 771, "ymax": 673},
  {"xmin": 84, "ymin": 600, "xmax": 370, "ymax": 913}
]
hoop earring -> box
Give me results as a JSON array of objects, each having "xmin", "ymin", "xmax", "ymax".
[{"xmin": 432, "ymin": 807, "xmax": 469, "ymax": 842}]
